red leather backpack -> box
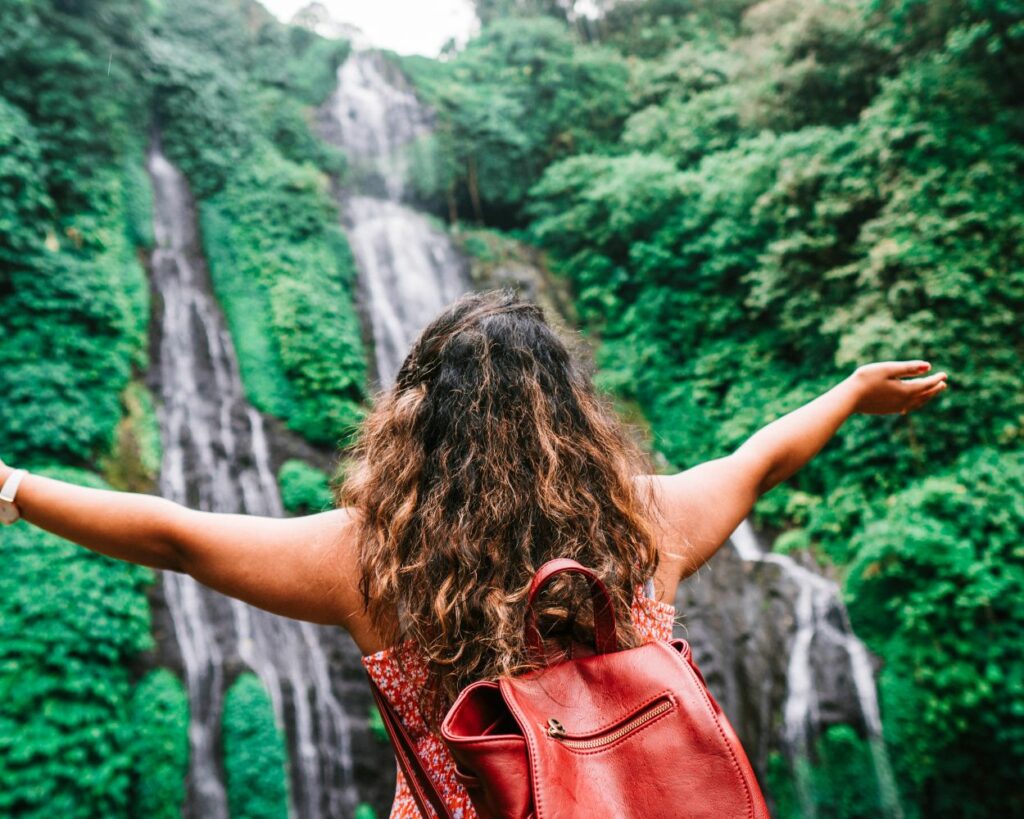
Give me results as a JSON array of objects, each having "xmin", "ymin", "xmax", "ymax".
[{"xmin": 369, "ymin": 558, "xmax": 771, "ymax": 818}]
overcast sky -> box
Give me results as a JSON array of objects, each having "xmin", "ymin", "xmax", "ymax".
[{"xmin": 260, "ymin": 0, "xmax": 480, "ymax": 56}]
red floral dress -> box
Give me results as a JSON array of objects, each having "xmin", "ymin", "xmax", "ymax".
[{"xmin": 362, "ymin": 588, "xmax": 678, "ymax": 818}]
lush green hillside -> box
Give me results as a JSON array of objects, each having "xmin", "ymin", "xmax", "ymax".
[
  {"xmin": 0, "ymin": 0, "xmax": 365, "ymax": 814},
  {"xmin": 399, "ymin": 1, "xmax": 1024, "ymax": 815},
  {"xmin": 148, "ymin": 0, "xmax": 367, "ymax": 447}
]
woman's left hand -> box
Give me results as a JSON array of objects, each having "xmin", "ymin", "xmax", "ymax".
[{"xmin": 848, "ymin": 361, "xmax": 949, "ymax": 416}]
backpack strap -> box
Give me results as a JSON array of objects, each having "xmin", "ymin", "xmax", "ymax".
[
  {"xmin": 524, "ymin": 558, "xmax": 620, "ymax": 661},
  {"xmin": 368, "ymin": 673, "xmax": 454, "ymax": 819}
]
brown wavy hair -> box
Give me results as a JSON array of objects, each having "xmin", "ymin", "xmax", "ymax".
[{"xmin": 339, "ymin": 289, "xmax": 662, "ymax": 728}]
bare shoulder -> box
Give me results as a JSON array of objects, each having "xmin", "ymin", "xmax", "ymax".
[
  {"xmin": 634, "ymin": 460, "xmax": 758, "ymax": 585},
  {"xmin": 307, "ymin": 506, "xmax": 365, "ymax": 616},
  {"xmin": 307, "ymin": 506, "xmax": 394, "ymax": 652},
  {"xmin": 271, "ymin": 505, "xmax": 372, "ymax": 635},
  {"xmin": 634, "ymin": 474, "xmax": 703, "ymax": 591}
]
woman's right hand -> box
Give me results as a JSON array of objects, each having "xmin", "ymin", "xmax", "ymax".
[{"xmin": 849, "ymin": 361, "xmax": 949, "ymax": 416}]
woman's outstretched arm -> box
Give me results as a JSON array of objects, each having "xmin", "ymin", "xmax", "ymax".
[
  {"xmin": 652, "ymin": 361, "xmax": 948, "ymax": 582},
  {"xmin": 0, "ymin": 463, "xmax": 363, "ymax": 627},
  {"xmin": 733, "ymin": 360, "xmax": 948, "ymax": 496}
]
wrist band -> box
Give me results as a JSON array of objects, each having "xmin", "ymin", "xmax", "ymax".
[
  {"xmin": 0, "ymin": 469, "xmax": 27, "ymax": 502},
  {"xmin": 0, "ymin": 469, "xmax": 28, "ymax": 525}
]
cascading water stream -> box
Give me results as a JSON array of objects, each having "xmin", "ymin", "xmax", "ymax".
[
  {"xmin": 321, "ymin": 50, "xmax": 471, "ymax": 386},
  {"xmin": 146, "ymin": 143, "xmax": 359, "ymax": 819},
  {"xmin": 729, "ymin": 520, "xmax": 903, "ymax": 818}
]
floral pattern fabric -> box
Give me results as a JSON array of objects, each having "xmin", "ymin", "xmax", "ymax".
[{"xmin": 361, "ymin": 588, "xmax": 678, "ymax": 818}]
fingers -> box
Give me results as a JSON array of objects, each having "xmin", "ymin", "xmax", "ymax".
[
  {"xmin": 906, "ymin": 371, "xmax": 948, "ymax": 391},
  {"xmin": 904, "ymin": 379, "xmax": 949, "ymax": 414},
  {"xmin": 896, "ymin": 371, "xmax": 946, "ymax": 407},
  {"xmin": 884, "ymin": 360, "xmax": 931, "ymax": 378}
]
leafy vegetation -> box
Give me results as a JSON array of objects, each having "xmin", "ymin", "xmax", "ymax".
[
  {"xmin": 845, "ymin": 447, "xmax": 1024, "ymax": 815},
  {"xmin": 148, "ymin": 0, "xmax": 367, "ymax": 447},
  {"xmin": 200, "ymin": 150, "xmax": 366, "ymax": 447},
  {"xmin": 0, "ymin": 469, "xmax": 156, "ymax": 818},
  {"xmin": 399, "ymin": 18, "xmax": 631, "ymax": 224},
  {"xmin": 127, "ymin": 669, "xmax": 190, "ymax": 819},
  {"xmin": 0, "ymin": 5, "xmax": 176, "ymax": 817},
  {"xmin": 403, "ymin": 0, "xmax": 1024, "ymax": 814},
  {"xmin": 766, "ymin": 725, "xmax": 883, "ymax": 818},
  {"xmin": 102, "ymin": 382, "xmax": 164, "ymax": 493},
  {"xmin": 4, "ymin": 0, "xmax": 1022, "ymax": 815},
  {"xmin": 222, "ymin": 673, "xmax": 290, "ymax": 819},
  {"xmin": 278, "ymin": 459, "xmax": 335, "ymax": 515},
  {"xmin": 0, "ymin": 0, "xmax": 367, "ymax": 814}
]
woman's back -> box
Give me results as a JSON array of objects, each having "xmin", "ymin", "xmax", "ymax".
[
  {"xmin": 339, "ymin": 291, "xmax": 673, "ymax": 734},
  {"xmin": 364, "ymin": 584, "xmax": 678, "ymax": 818}
]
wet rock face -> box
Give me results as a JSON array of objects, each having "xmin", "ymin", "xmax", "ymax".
[
  {"xmin": 456, "ymin": 228, "xmax": 579, "ymax": 332},
  {"xmin": 673, "ymin": 542, "xmax": 794, "ymax": 778},
  {"xmin": 673, "ymin": 538, "xmax": 878, "ymax": 781}
]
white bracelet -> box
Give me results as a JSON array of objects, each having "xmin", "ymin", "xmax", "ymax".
[{"xmin": 0, "ymin": 469, "xmax": 28, "ymax": 525}]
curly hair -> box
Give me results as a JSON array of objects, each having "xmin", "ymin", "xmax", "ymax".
[{"xmin": 339, "ymin": 289, "xmax": 662, "ymax": 729}]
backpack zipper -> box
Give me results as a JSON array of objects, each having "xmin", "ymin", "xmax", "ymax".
[{"xmin": 545, "ymin": 697, "xmax": 673, "ymax": 750}]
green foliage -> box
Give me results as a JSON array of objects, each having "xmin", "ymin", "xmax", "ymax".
[
  {"xmin": 152, "ymin": 0, "xmax": 350, "ymax": 106},
  {"xmin": 400, "ymin": 17, "xmax": 631, "ymax": 223},
  {"xmin": 868, "ymin": 0, "xmax": 1024, "ymax": 88},
  {"xmin": 200, "ymin": 146, "xmax": 367, "ymax": 447},
  {"xmin": 0, "ymin": 468, "xmax": 155, "ymax": 818},
  {"xmin": 0, "ymin": 96, "xmax": 51, "ymax": 260},
  {"xmin": 121, "ymin": 149, "xmax": 156, "ymax": 249},
  {"xmin": 594, "ymin": 0, "xmax": 750, "ymax": 59},
  {"xmin": 423, "ymin": 1, "xmax": 1024, "ymax": 814},
  {"xmin": 0, "ymin": 5, "xmax": 184, "ymax": 816},
  {"xmin": 0, "ymin": 228, "xmax": 150, "ymax": 467},
  {"xmin": 222, "ymin": 673, "xmax": 290, "ymax": 819},
  {"xmin": 251, "ymin": 21, "xmax": 352, "ymax": 106},
  {"xmin": 623, "ymin": 85, "xmax": 743, "ymax": 167},
  {"xmin": 252, "ymin": 87, "xmax": 346, "ymax": 173},
  {"xmin": 766, "ymin": 725, "xmax": 883, "ymax": 818},
  {"xmin": 147, "ymin": 0, "xmax": 351, "ymax": 196},
  {"xmin": 127, "ymin": 669, "xmax": 189, "ymax": 819},
  {"xmin": 0, "ymin": 1, "xmax": 364, "ymax": 815},
  {"xmin": 0, "ymin": 1, "xmax": 153, "ymax": 470},
  {"xmin": 278, "ymin": 459, "xmax": 334, "ymax": 515},
  {"xmin": 845, "ymin": 447, "xmax": 1024, "ymax": 815},
  {"xmin": 354, "ymin": 803, "xmax": 379, "ymax": 819},
  {"xmin": 0, "ymin": 0, "xmax": 151, "ymax": 216},
  {"xmin": 4, "ymin": 1, "xmax": 1022, "ymax": 816},
  {"xmin": 368, "ymin": 705, "xmax": 389, "ymax": 744},
  {"xmin": 145, "ymin": 32, "xmax": 251, "ymax": 198},
  {"xmin": 102, "ymin": 381, "xmax": 163, "ymax": 493},
  {"xmin": 149, "ymin": 0, "xmax": 368, "ymax": 447},
  {"xmin": 529, "ymin": 57, "xmax": 1024, "ymax": 519}
]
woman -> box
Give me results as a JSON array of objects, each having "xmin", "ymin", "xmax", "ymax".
[{"xmin": 0, "ymin": 290, "xmax": 947, "ymax": 817}]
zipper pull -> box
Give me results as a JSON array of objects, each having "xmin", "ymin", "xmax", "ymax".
[{"xmin": 546, "ymin": 718, "xmax": 566, "ymax": 738}]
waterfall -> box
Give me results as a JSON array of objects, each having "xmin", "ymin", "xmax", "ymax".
[
  {"xmin": 321, "ymin": 50, "xmax": 471, "ymax": 387},
  {"xmin": 729, "ymin": 520, "xmax": 903, "ymax": 818},
  {"xmin": 146, "ymin": 144, "xmax": 360, "ymax": 819}
]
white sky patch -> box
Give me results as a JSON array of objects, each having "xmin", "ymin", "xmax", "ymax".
[{"xmin": 260, "ymin": 0, "xmax": 480, "ymax": 57}]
